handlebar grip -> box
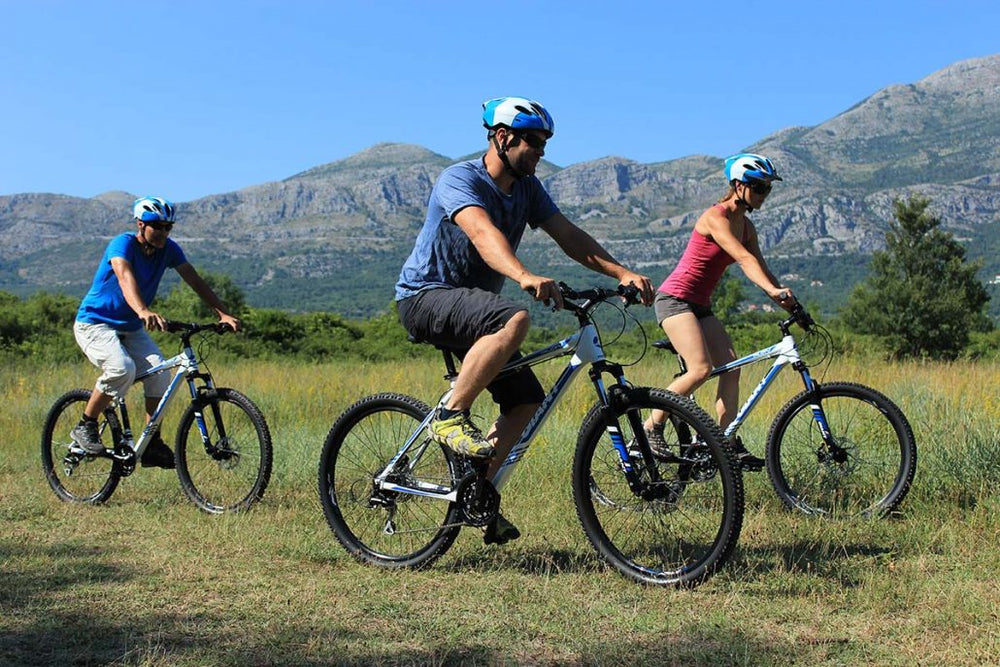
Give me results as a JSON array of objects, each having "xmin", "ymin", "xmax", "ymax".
[
  {"xmin": 617, "ymin": 283, "xmax": 642, "ymax": 305},
  {"xmin": 557, "ymin": 281, "xmax": 578, "ymax": 300}
]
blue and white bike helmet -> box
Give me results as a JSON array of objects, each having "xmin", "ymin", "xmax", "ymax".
[
  {"xmin": 724, "ymin": 153, "xmax": 782, "ymax": 185},
  {"xmin": 133, "ymin": 196, "xmax": 176, "ymax": 223},
  {"xmin": 482, "ymin": 97, "xmax": 555, "ymax": 137}
]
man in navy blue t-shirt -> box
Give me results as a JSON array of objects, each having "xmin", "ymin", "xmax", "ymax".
[
  {"xmin": 395, "ymin": 97, "xmax": 653, "ymax": 544},
  {"xmin": 71, "ymin": 196, "xmax": 240, "ymax": 468}
]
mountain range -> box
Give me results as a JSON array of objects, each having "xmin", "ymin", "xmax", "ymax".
[{"xmin": 3, "ymin": 53, "xmax": 999, "ymax": 319}]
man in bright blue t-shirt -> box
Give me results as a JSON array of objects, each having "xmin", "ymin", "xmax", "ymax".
[
  {"xmin": 71, "ymin": 196, "xmax": 240, "ymax": 468},
  {"xmin": 395, "ymin": 97, "xmax": 653, "ymax": 544}
]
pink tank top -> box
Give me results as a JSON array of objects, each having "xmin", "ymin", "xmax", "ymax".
[{"xmin": 659, "ymin": 204, "xmax": 748, "ymax": 307}]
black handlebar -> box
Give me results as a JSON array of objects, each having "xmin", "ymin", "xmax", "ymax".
[
  {"xmin": 558, "ymin": 282, "xmax": 642, "ymax": 305},
  {"xmin": 781, "ymin": 302, "xmax": 815, "ymax": 334},
  {"xmin": 164, "ymin": 321, "xmax": 235, "ymax": 336},
  {"xmin": 555, "ymin": 282, "xmax": 642, "ymax": 326}
]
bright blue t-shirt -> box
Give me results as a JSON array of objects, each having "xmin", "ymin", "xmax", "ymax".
[
  {"xmin": 395, "ymin": 158, "xmax": 560, "ymax": 300},
  {"xmin": 76, "ymin": 233, "xmax": 187, "ymax": 331}
]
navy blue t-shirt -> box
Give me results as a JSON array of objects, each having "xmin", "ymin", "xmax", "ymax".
[
  {"xmin": 76, "ymin": 233, "xmax": 187, "ymax": 331},
  {"xmin": 395, "ymin": 159, "xmax": 560, "ymax": 300}
]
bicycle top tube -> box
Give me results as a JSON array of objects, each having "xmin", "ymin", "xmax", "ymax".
[
  {"xmin": 437, "ymin": 282, "xmax": 643, "ymax": 380},
  {"xmin": 131, "ymin": 321, "xmax": 234, "ymax": 383},
  {"xmin": 709, "ymin": 335, "xmax": 799, "ymax": 379}
]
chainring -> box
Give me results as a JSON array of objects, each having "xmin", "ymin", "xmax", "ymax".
[{"xmin": 455, "ymin": 472, "xmax": 500, "ymax": 527}]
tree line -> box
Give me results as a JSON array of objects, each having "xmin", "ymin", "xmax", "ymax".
[{"xmin": 2, "ymin": 197, "xmax": 996, "ymax": 364}]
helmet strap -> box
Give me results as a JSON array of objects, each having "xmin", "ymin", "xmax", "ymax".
[
  {"xmin": 735, "ymin": 182, "xmax": 755, "ymax": 213},
  {"xmin": 492, "ymin": 131, "xmax": 527, "ymax": 180},
  {"xmin": 136, "ymin": 222, "xmax": 157, "ymax": 255}
]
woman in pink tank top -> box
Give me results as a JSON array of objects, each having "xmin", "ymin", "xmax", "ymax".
[{"xmin": 646, "ymin": 153, "xmax": 797, "ymax": 470}]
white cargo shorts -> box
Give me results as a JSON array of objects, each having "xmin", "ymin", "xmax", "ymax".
[{"xmin": 73, "ymin": 321, "xmax": 170, "ymax": 399}]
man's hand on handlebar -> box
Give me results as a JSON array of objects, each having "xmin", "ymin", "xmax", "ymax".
[
  {"xmin": 520, "ymin": 272, "xmax": 564, "ymax": 310},
  {"xmin": 618, "ymin": 272, "xmax": 654, "ymax": 306},
  {"xmin": 137, "ymin": 308, "xmax": 167, "ymax": 332}
]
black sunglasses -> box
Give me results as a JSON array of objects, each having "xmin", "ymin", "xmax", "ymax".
[
  {"xmin": 144, "ymin": 220, "xmax": 174, "ymax": 231},
  {"xmin": 516, "ymin": 132, "xmax": 547, "ymax": 151},
  {"xmin": 747, "ymin": 181, "xmax": 772, "ymax": 196}
]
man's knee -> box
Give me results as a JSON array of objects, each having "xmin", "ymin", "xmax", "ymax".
[{"xmin": 503, "ymin": 309, "xmax": 531, "ymax": 342}]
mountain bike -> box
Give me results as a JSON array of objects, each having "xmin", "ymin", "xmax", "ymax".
[
  {"xmin": 42, "ymin": 322, "xmax": 273, "ymax": 514},
  {"xmin": 318, "ymin": 283, "xmax": 743, "ymax": 587},
  {"xmin": 654, "ymin": 302, "xmax": 916, "ymax": 517}
]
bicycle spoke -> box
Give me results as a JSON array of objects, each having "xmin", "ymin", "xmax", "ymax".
[
  {"xmin": 767, "ymin": 383, "xmax": 916, "ymax": 517},
  {"xmin": 319, "ymin": 394, "xmax": 462, "ymax": 568},
  {"xmin": 573, "ymin": 388, "xmax": 742, "ymax": 587}
]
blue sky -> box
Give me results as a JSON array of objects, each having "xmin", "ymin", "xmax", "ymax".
[{"xmin": 3, "ymin": 1, "xmax": 998, "ymax": 202}]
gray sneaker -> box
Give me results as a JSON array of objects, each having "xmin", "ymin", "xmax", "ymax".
[
  {"xmin": 70, "ymin": 420, "xmax": 104, "ymax": 454},
  {"xmin": 645, "ymin": 424, "xmax": 672, "ymax": 460},
  {"xmin": 627, "ymin": 425, "xmax": 672, "ymax": 463}
]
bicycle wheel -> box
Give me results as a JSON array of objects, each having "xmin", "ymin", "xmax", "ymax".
[
  {"xmin": 41, "ymin": 389, "xmax": 121, "ymax": 504},
  {"xmin": 573, "ymin": 387, "xmax": 743, "ymax": 587},
  {"xmin": 766, "ymin": 382, "xmax": 917, "ymax": 517},
  {"xmin": 318, "ymin": 393, "xmax": 463, "ymax": 569},
  {"xmin": 175, "ymin": 388, "xmax": 273, "ymax": 514}
]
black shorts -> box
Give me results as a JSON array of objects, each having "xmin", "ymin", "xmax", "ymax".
[
  {"xmin": 653, "ymin": 292, "xmax": 715, "ymax": 324},
  {"xmin": 397, "ymin": 287, "xmax": 546, "ymax": 412}
]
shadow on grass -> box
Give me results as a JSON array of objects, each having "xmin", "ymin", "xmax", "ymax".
[
  {"xmin": 2, "ymin": 612, "xmax": 824, "ymax": 667},
  {"xmin": 443, "ymin": 535, "xmax": 896, "ymax": 592},
  {"xmin": 0, "ymin": 537, "xmax": 855, "ymax": 666},
  {"xmin": 734, "ymin": 538, "xmax": 896, "ymax": 586},
  {"xmin": 0, "ymin": 537, "xmax": 372, "ymax": 666},
  {"xmin": 0, "ymin": 539, "xmax": 131, "ymax": 608},
  {"xmin": 445, "ymin": 546, "xmax": 604, "ymax": 577}
]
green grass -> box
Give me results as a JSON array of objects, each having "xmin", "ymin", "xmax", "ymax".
[{"xmin": 2, "ymin": 356, "xmax": 999, "ymax": 665}]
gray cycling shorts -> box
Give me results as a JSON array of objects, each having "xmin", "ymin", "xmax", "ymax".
[
  {"xmin": 653, "ymin": 292, "xmax": 715, "ymax": 325},
  {"xmin": 397, "ymin": 287, "xmax": 545, "ymax": 412}
]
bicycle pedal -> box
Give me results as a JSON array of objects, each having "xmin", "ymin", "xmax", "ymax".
[{"xmin": 738, "ymin": 455, "xmax": 765, "ymax": 472}]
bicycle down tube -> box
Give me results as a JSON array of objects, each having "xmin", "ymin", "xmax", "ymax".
[
  {"xmin": 707, "ymin": 334, "xmax": 811, "ymax": 441},
  {"xmin": 374, "ymin": 323, "xmax": 614, "ymax": 499},
  {"xmin": 114, "ymin": 334, "xmax": 218, "ymax": 461}
]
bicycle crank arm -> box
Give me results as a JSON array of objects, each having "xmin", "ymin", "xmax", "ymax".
[{"xmin": 67, "ymin": 444, "xmax": 132, "ymax": 462}]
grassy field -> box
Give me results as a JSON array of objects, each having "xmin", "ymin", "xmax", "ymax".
[{"xmin": 2, "ymin": 350, "xmax": 999, "ymax": 666}]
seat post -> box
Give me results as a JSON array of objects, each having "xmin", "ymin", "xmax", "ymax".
[{"xmin": 441, "ymin": 349, "xmax": 458, "ymax": 381}]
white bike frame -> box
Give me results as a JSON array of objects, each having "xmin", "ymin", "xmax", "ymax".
[
  {"xmin": 703, "ymin": 332, "xmax": 831, "ymax": 444},
  {"xmin": 110, "ymin": 340, "xmax": 218, "ymax": 460},
  {"xmin": 373, "ymin": 321, "xmax": 632, "ymax": 501}
]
